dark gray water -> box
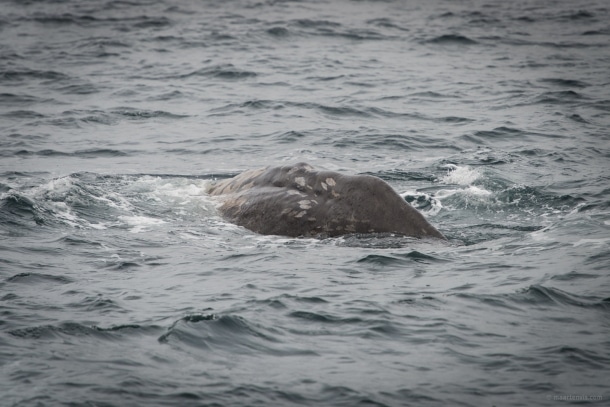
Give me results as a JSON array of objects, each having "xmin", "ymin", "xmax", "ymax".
[{"xmin": 1, "ymin": 0, "xmax": 609, "ymax": 406}]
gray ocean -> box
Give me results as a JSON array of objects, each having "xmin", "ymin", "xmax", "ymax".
[{"xmin": 1, "ymin": 0, "xmax": 609, "ymax": 406}]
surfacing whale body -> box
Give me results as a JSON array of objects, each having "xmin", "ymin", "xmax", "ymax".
[{"xmin": 209, "ymin": 163, "xmax": 445, "ymax": 239}]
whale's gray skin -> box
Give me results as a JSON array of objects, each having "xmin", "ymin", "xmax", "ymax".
[{"xmin": 209, "ymin": 162, "xmax": 445, "ymax": 239}]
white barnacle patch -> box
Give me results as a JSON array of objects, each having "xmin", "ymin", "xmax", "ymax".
[
  {"xmin": 298, "ymin": 200, "xmax": 311, "ymax": 209},
  {"xmin": 295, "ymin": 177, "xmax": 306, "ymax": 187},
  {"xmin": 321, "ymin": 182, "xmax": 328, "ymax": 191},
  {"xmin": 295, "ymin": 210, "xmax": 307, "ymax": 218},
  {"xmin": 325, "ymin": 178, "xmax": 336, "ymax": 187},
  {"xmin": 287, "ymin": 190, "xmax": 305, "ymax": 196},
  {"xmin": 331, "ymin": 190, "xmax": 340, "ymax": 198}
]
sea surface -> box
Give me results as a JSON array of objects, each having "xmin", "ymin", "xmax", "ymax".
[{"xmin": 1, "ymin": 0, "xmax": 609, "ymax": 406}]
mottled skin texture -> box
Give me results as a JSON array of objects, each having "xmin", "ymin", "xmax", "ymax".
[{"xmin": 208, "ymin": 163, "xmax": 445, "ymax": 239}]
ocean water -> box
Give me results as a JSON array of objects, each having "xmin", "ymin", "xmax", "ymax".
[{"xmin": 1, "ymin": 0, "xmax": 609, "ymax": 405}]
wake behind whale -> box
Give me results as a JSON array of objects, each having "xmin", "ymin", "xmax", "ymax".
[{"xmin": 209, "ymin": 163, "xmax": 444, "ymax": 239}]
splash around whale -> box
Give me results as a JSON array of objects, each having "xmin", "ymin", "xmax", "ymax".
[{"xmin": 208, "ymin": 163, "xmax": 445, "ymax": 239}]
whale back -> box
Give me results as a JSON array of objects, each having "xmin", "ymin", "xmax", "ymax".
[{"xmin": 209, "ymin": 163, "xmax": 444, "ymax": 239}]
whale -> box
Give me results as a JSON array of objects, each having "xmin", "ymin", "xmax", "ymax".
[{"xmin": 208, "ymin": 162, "xmax": 445, "ymax": 239}]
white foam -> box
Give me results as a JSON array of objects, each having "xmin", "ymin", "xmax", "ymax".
[
  {"xmin": 435, "ymin": 185, "xmax": 491, "ymax": 199},
  {"xmin": 28, "ymin": 176, "xmax": 109, "ymax": 229},
  {"xmin": 49, "ymin": 201, "xmax": 80, "ymax": 227},
  {"xmin": 129, "ymin": 176, "xmax": 214, "ymax": 211},
  {"xmin": 434, "ymin": 165, "xmax": 493, "ymax": 208},
  {"xmin": 119, "ymin": 215, "xmax": 166, "ymax": 233},
  {"xmin": 115, "ymin": 176, "xmax": 228, "ymax": 235},
  {"xmin": 463, "ymin": 185, "xmax": 492, "ymax": 197},
  {"xmin": 440, "ymin": 164, "xmax": 481, "ymax": 185},
  {"xmin": 400, "ymin": 190, "xmax": 443, "ymax": 216}
]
